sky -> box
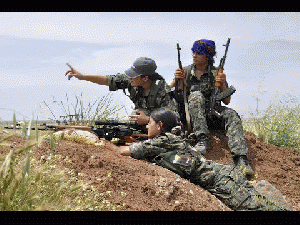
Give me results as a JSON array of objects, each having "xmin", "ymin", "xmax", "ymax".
[{"xmin": 1, "ymin": 12, "xmax": 300, "ymax": 121}]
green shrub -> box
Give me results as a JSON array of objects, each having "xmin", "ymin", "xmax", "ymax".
[{"xmin": 243, "ymin": 94, "xmax": 300, "ymax": 150}]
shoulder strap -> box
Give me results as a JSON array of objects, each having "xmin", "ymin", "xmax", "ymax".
[
  {"xmin": 123, "ymin": 85, "xmax": 142, "ymax": 104},
  {"xmin": 184, "ymin": 64, "xmax": 193, "ymax": 82},
  {"xmin": 184, "ymin": 64, "xmax": 194, "ymax": 92},
  {"xmin": 210, "ymin": 66, "xmax": 217, "ymax": 77},
  {"xmin": 182, "ymin": 65, "xmax": 193, "ymax": 133},
  {"xmin": 147, "ymin": 79, "xmax": 165, "ymax": 110}
]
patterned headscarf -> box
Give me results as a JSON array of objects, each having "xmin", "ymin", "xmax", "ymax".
[{"xmin": 191, "ymin": 39, "xmax": 216, "ymax": 63}]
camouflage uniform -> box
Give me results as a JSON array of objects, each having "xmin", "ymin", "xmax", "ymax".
[
  {"xmin": 129, "ymin": 132, "xmax": 288, "ymax": 211},
  {"xmin": 183, "ymin": 64, "xmax": 248, "ymax": 157},
  {"xmin": 107, "ymin": 73, "xmax": 178, "ymax": 117}
]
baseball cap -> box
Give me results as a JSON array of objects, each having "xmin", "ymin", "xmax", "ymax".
[{"xmin": 125, "ymin": 57, "xmax": 157, "ymax": 78}]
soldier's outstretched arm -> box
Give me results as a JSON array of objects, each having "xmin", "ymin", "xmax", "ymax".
[{"xmin": 65, "ymin": 63, "xmax": 109, "ymax": 86}]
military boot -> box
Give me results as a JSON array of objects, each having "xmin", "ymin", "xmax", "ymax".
[
  {"xmin": 194, "ymin": 134, "xmax": 209, "ymax": 156},
  {"xmin": 233, "ymin": 155, "xmax": 254, "ymax": 178}
]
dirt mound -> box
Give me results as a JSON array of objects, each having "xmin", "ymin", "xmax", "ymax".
[
  {"xmin": 2, "ymin": 131, "xmax": 300, "ymax": 211},
  {"xmin": 31, "ymin": 139, "xmax": 230, "ymax": 211},
  {"xmin": 206, "ymin": 131, "xmax": 300, "ymax": 210}
]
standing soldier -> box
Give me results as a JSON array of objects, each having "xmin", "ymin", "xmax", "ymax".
[
  {"xmin": 66, "ymin": 57, "xmax": 178, "ymax": 127},
  {"xmin": 170, "ymin": 39, "xmax": 254, "ymax": 178}
]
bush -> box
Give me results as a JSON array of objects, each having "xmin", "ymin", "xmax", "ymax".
[
  {"xmin": 243, "ymin": 94, "xmax": 300, "ymax": 150},
  {"xmin": 42, "ymin": 92, "xmax": 125, "ymax": 125}
]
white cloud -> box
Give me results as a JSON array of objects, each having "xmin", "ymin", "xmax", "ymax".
[
  {"xmin": 0, "ymin": 12, "xmax": 226, "ymax": 45},
  {"xmin": 1, "ymin": 12, "xmax": 300, "ymax": 120},
  {"xmin": 65, "ymin": 41, "xmax": 179, "ymax": 80},
  {"xmin": 2, "ymin": 12, "xmax": 300, "ymax": 46}
]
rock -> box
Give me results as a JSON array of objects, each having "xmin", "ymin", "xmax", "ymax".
[
  {"xmin": 254, "ymin": 180, "xmax": 292, "ymax": 210},
  {"xmin": 53, "ymin": 129, "xmax": 100, "ymax": 144}
]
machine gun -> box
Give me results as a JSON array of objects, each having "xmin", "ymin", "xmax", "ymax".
[
  {"xmin": 207, "ymin": 38, "xmax": 236, "ymax": 119},
  {"xmin": 45, "ymin": 120, "xmax": 148, "ymax": 145}
]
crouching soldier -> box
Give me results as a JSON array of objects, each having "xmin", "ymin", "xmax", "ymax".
[
  {"xmin": 118, "ymin": 108, "xmax": 289, "ymax": 211},
  {"xmin": 170, "ymin": 39, "xmax": 254, "ymax": 178},
  {"xmin": 66, "ymin": 57, "xmax": 178, "ymax": 128}
]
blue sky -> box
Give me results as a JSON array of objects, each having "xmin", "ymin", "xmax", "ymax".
[{"xmin": 1, "ymin": 12, "xmax": 299, "ymax": 121}]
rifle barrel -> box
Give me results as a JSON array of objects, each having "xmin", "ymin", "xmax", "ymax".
[
  {"xmin": 95, "ymin": 120, "xmax": 138, "ymax": 127},
  {"xmin": 177, "ymin": 43, "xmax": 182, "ymax": 69},
  {"xmin": 47, "ymin": 125, "xmax": 92, "ymax": 131},
  {"xmin": 218, "ymin": 38, "xmax": 231, "ymax": 70}
]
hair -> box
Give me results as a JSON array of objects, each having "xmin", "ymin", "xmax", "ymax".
[
  {"xmin": 141, "ymin": 72, "xmax": 164, "ymax": 81},
  {"xmin": 150, "ymin": 107, "xmax": 179, "ymax": 132}
]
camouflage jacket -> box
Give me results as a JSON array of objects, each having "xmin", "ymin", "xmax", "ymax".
[
  {"xmin": 129, "ymin": 132, "xmax": 193, "ymax": 161},
  {"xmin": 128, "ymin": 132, "xmax": 288, "ymax": 211},
  {"xmin": 129, "ymin": 132, "xmax": 208, "ymax": 178},
  {"xmin": 107, "ymin": 73, "xmax": 178, "ymax": 116},
  {"xmin": 183, "ymin": 64, "xmax": 228, "ymax": 99}
]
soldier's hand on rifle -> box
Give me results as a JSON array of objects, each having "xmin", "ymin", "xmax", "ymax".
[
  {"xmin": 215, "ymin": 70, "xmax": 231, "ymax": 105},
  {"xmin": 170, "ymin": 68, "xmax": 185, "ymax": 88},
  {"xmin": 65, "ymin": 63, "xmax": 83, "ymax": 80},
  {"xmin": 215, "ymin": 71, "xmax": 227, "ymax": 91},
  {"xmin": 174, "ymin": 68, "xmax": 186, "ymax": 80},
  {"xmin": 129, "ymin": 110, "xmax": 150, "ymax": 125}
]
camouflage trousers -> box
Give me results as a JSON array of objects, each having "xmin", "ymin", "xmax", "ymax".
[
  {"xmin": 189, "ymin": 157, "xmax": 288, "ymax": 211},
  {"xmin": 188, "ymin": 91, "xmax": 248, "ymax": 157},
  {"xmin": 156, "ymin": 151, "xmax": 288, "ymax": 211}
]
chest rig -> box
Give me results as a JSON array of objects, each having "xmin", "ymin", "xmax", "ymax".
[
  {"xmin": 184, "ymin": 64, "xmax": 216, "ymax": 98},
  {"xmin": 123, "ymin": 78, "xmax": 165, "ymax": 113}
]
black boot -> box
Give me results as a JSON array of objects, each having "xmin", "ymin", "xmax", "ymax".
[{"xmin": 233, "ymin": 155, "xmax": 254, "ymax": 178}]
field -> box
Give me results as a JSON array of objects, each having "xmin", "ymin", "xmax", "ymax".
[{"xmin": 1, "ymin": 93, "xmax": 300, "ymax": 211}]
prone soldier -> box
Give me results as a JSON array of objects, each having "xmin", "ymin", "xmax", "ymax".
[{"xmin": 117, "ymin": 108, "xmax": 289, "ymax": 211}]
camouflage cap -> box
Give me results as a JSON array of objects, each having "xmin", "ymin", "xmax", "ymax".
[{"xmin": 125, "ymin": 57, "xmax": 157, "ymax": 78}]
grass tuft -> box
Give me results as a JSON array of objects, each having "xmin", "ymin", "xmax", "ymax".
[
  {"xmin": 0, "ymin": 129, "xmax": 124, "ymax": 211},
  {"xmin": 243, "ymin": 94, "xmax": 300, "ymax": 151}
]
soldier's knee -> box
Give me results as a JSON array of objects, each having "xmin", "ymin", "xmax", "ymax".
[
  {"xmin": 221, "ymin": 107, "xmax": 241, "ymax": 121},
  {"xmin": 188, "ymin": 91, "xmax": 205, "ymax": 105}
]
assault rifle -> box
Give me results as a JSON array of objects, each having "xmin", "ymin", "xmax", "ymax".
[
  {"xmin": 215, "ymin": 38, "xmax": 231, "ymax": 87},
  {"xmin": 208, "ymin": 38, "xmax": 236, "ymax": 119},
  {"xmin": 46, "ymin": 120, "xmax": 148, "ymax": 145},
  {"xmin": 175, "ymin": 43, "xmax": 192, "ymax": 132},
  {"xmin": 208, "ymin": 86, "xmax": 236, "ymax": 119}
]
